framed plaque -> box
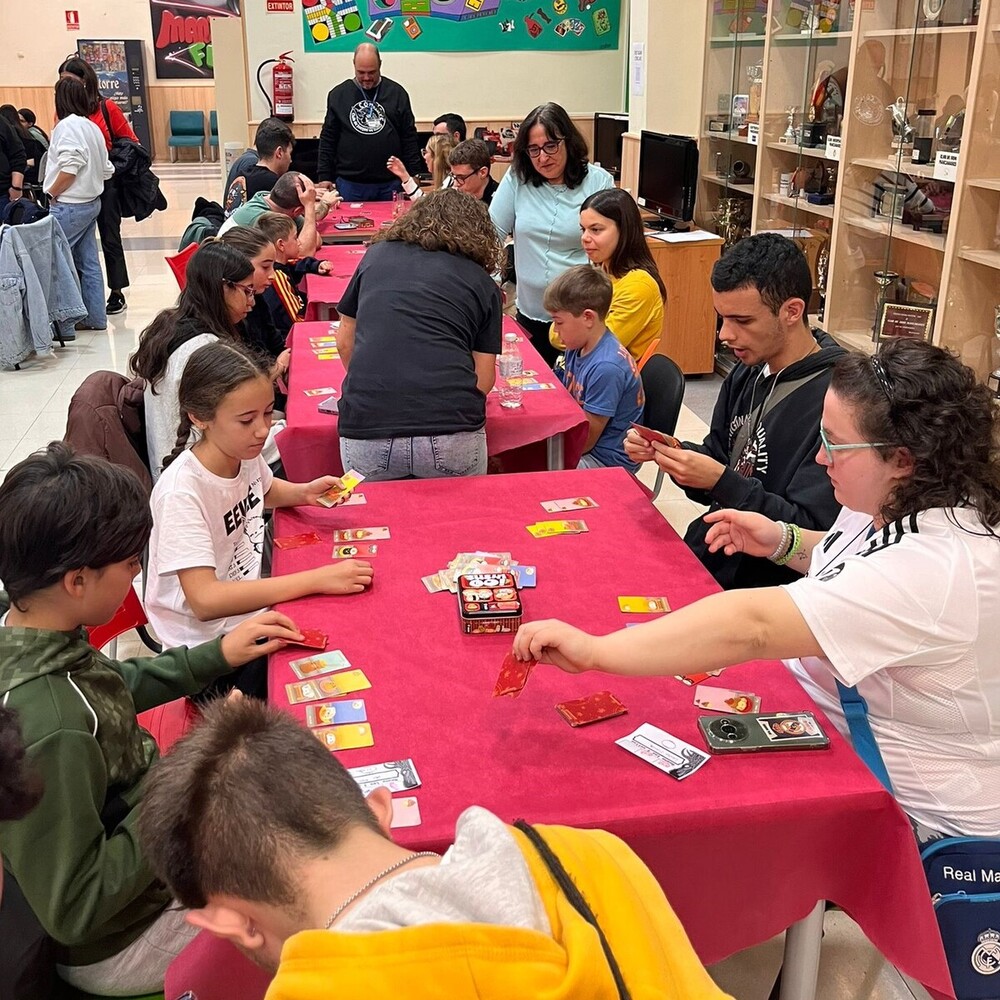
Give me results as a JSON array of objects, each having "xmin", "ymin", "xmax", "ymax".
[{"xmin": 876, "ymin": 302, "xmax": 935, "ymax": 344}]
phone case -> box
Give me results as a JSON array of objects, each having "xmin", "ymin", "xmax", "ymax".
[{"xmin": 698, "ymin": 712, "xmax": 830, "ymax": 753}]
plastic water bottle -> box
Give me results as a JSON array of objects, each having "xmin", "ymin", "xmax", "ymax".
[{"xmin": 498, "ymin": 332, "xmax": 523, "ymax": 409}]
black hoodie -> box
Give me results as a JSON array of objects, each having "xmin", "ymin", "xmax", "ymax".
[
  {"xmin": 681, "ymin": 330, "xmax": 845, "ymax": 590},
  {"xmin": 317, "ymin": 76, "xmax": 422, "ymax": 185}
]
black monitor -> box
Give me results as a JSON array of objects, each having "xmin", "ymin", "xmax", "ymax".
[
  {"xmin": 636, "ymin": 131, "xmax": 699, "ymax": 230},
  {"xmin": 592, "ymin": 112, "xmax": 628, "ymax": 177},
  {"xmin": 288, "ymin": 137, "xmax": 320, "ymax": 182}
]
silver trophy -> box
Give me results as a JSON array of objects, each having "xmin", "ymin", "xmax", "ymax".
[
  {"xmin": 989, "ymin": 305, "xmax": 1000, "ymax": 397},
  {"xmin": 888, "ymin": 97, "xmax": 914, "ymax": 154},
  {"xmin": 784, "ymin": 106, "xmax": 798, "ymax": 141}
]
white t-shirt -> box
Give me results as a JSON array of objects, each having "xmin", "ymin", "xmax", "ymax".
[
  {"xmin": 784, "ymin": 506, "xmax": 1000, "ymax": 836},
  {"xmin": 145, "ymin": 449, "xmax": 274, "ymax": 649}
]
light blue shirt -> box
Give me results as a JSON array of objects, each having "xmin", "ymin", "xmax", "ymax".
[{"xmin": 490, "ymin": 163, "xmax": 614, "ymax": 322}]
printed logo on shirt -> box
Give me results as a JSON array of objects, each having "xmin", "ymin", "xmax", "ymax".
[
  {"xmin": 223, "ymin": 485, "xmax": 263, "ymax": 535},
  {"xmin": 815, "ymin": 515, "xmax": 918, "ymax": 582},
  {"xmin": 349, "ymin": 100, "xmax": 387, "ymax": 135},
  {"xmin": 731, "ymin": 415, "xmax": 769, "ymax": 480},
  {"xmin": 222, "ymin": 478, "xmax": 266, "ymax": 584}
]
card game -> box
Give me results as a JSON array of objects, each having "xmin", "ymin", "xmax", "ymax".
[
  {"xmin": 389, "ymin": 795, "xmax": 422, "ymax": 829},
  {"xmin": 460, "ymin": 573, "xmax": 523, "ymax": 635},
  {"xmin": 555, "ymin": 691, "xmax": 627, "ymax": 727},
  {"xmin": 332, "ymin": 526, "xmax": 390, "ymax": 542},
  {"xmin": 526, "ymin": 520, "xmax": 588, "ymax": 537},
  {"xmin": 630, "ymin": 422, "xmax": 681, "ymax": 449},
  {"xmin": 693, "ymin": 685, "xmax": 761, "ymax": 715},
  {"xmin": 285, "ymin": 670, "xmax": 372, "ymax": 704},
  {"xmin": 274, "ymin": 532, "xmax": 322, "ymax": 551},
  {"xmin": 287, "ymin": 629, "xmax": 327, "ymax": 651},
  {"xmin": 317, "ymin": 470, "xmax": 366, "ymax": 508},
  {"xmin": 616, "ymin": 723, "xmax": 711, "ymax": 780},
  {"xmin": 339, "ymin": 493, "xmax": 367, "ymax": 506},
  {"xmin": 305, "ymin": 698, "xmax": 368, "ymax": 728},
  {"xmin": 348, "ymin": 759, "xmax": 421, "ymax": 795},
  {"xmin": 333, "ymin": 543, "xmax": 378, "ymax": 558},
  {"xmin": 618, "ymin": 596, "xmax": 671, "ymax": 613},
  {"xmin": 312, "ymin": 723, "xmax": 374, "ymax": 752},
  {"xmin": 541, "ymin": 497, "xmax": 599, "ymax": 512},
  {"xmin": 289, "ymin": 649, "xmax": 351, "ymax": 681},
  {"xmin": 493, "ymin": 651, "xmax": 534, "ymax": 697}
]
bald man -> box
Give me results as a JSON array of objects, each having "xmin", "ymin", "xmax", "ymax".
[{"xmin": 317, "ymin": 43, "xmax": 422, "ymax": 201}]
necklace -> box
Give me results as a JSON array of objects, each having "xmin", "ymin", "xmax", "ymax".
[{"xmin": 324, "ymin": 851, "xmax": 439, "ymax": 929}]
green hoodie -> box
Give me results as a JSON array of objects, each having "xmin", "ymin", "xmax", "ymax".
[{"xmin": 0, "ymin": 592, "xmax": 230, "ymax": 966}]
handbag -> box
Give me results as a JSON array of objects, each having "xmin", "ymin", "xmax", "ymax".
[{"xmin": 836, "ymin": 682, "xmax": 1000, "ymax": 999}]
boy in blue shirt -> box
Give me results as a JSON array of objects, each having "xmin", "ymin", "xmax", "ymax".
[{"xmin": 545, "ymin": 265, "xmax": 645, "ymax": 472}]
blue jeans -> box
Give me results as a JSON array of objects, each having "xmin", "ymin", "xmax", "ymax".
[
  {"xmin": 50, "ymin": 199, "xmax": 106, "ymax": 329},
  {"xmin": 341, "ymin": 429, "xmax": 487, "ymax": 481},
  {"xmin": 335, "ymin": 176, "xmax": 402, "ymax": 202}
]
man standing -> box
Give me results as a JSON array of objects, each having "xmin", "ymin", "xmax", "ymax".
[
  {"xmin": 626, "ymin": 233, "xmax": 843, "ymax": 590},
  {"xmin": 318, "ymin": 43, "xmax": 422, "ymax": 201},
  {"xmin": 448, "ymin": 139, "xmax": 498, "ymax": 206}
]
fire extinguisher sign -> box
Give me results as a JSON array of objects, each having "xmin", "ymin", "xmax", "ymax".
[
  {"xmin": 65, "ymin": 10, "xmax": 80, "ymax": 30},
  {"xmin": 266, "ymin": 0, "xmax": 294, "ymax": 11}
]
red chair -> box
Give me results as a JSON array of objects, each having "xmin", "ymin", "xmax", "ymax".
[{"xmin": 165, "ymin": 241, "xmax": 199, "ymax": 290}]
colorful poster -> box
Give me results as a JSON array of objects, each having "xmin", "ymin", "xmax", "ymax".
[
  {"xmin": 148, "ymin": 0, "xmax": 241, "ymax": 79},
  {"xmin": 301, "ymin": 0, "xmax": 621, "ymax": 52}
]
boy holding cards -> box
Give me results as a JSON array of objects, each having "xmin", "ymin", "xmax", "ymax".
[
  {"xmin": 141, "ymin": 698, "xmax": 731, "ymax": 1000},
  {"xmin": 0, "ymin": 445, "xmax": 303, "ymax": 997},
  {"xmin": 545, "ymin": 266, "xmax": 644, "ymax": 473}
]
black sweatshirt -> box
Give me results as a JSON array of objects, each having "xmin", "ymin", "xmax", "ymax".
[
  {"xmin": 317, "ymin": 76, "xmax": 422, "ymax": 185},
  {"xmin": 681, "ymin": 331, "xmax": 846, "ymax": 590},
  {"xmin": 0, "ymin": 117, "xmax": 27, "ymax": 194}
]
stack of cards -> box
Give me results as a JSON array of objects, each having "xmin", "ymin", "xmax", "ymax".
[
  {"xmin": 493, "ymin": 652, "xmax": 534, "ymax": 698},
  {"xmin": 274, "ymin": 531, "xmax": 322, "ymax": 551},
  {"xmin": 422, "ymin": 552, "xmax": 537, "ymax": 594},
  {"xmin": 616, "ymin": 722, "xmax": 710, "ymax": 781},
  {"xmin": 555, "ymin": 691, "xmax": 627, "ymax": 727},
  {"xmin": 541, "ymin": 496, "xmax": 599, "ymax": 513},
  {"xmin": 331, "ymin": 525, "xmax": 387, "ymax": 558},
  {"xmin": 309, "ymin": 334, "xmax": 340, "ymax": 361},
  {"xmin": 526, "ymin": 520, "xmax": 588, "ymax": 538},
  {"xmin": 317, "ymin": 469, "xmax": 366, "ymax": 508}
]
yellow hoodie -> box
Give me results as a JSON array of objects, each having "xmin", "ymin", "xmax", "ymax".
[{"xmin": 269, "ymin": 819, "xmax": 731, "ymax": 1000}]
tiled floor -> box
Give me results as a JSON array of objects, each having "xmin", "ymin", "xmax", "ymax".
[{"xmin": 0, "ymin": 164, "xmax": 922, "ymax": 1000}]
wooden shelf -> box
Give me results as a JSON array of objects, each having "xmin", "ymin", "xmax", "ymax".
[
  {"xmin": 842, "ymin": 213, "xmax": 947, "ymax": 251},
  {"xmin": 850, "ymin": 155, "xmax": 943, "ymax": 180},
  {"xmin": 863, "ymin": 25, "xmax": 978, "ymax": 38},
  {"xmin": 709, "ymin": 34, "xmax": 765, "ymax": 45},
  {"xmin": 968, "ymin": 178, "xmax": 1000, "ymax": 192},
  {"xmin": 765, "ymin": 141, "xmax": 835, "ymax": 160},
  {"xmin": 701, "ymin": 132, "xmax": 756, "ymax": 146},
  {"xmin": 762, "ymin": 193, "xmax": 835, "ymax": 219},
  {"xmin": 833, "ymin": 329, "xmax": 876, "ymax": 354},
  {"xmin": 701, "ymin": 173, "xmax": 755, "ymax": 194},
  {"xmin": 957, "ymin": 249, "xmax": 1000, "ymax": 271},
  {"xmin": 772, "ymin": 30, "xmax": 853, "ymax": 41}
]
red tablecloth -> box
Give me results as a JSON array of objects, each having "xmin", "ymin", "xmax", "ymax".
[
  {"xmin": 167, "ymin": 467, "xmax": 952, "ymax": 1000},
  {"xmin": 278, "ymin": 317, "xmax": 588, "ymax": 479},
  {"xmin": 316, "ymin": 199, "xmax": 396, "ymax": 244},
  {"xmin": 302, "ymin": 244, "xmax": 368, "ymax": 321}
]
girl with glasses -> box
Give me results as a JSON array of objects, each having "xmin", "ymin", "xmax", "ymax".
[{"xmin": 516, "ymin": 338, "xmax": 1000, "ymax": 840}]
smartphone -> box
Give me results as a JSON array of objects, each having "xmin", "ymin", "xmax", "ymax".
[
  {"xmin": 698, "ymin": 712, "xmax": 830, "ymax": 754},
  {"xmin": 333, "ymin": 222, "xmax": 357, "ymax": 231},
  {"xmin": 318, "ymin": 395, "xmax": 339, "ymax": 414},
  {"xmin": 630, "ymin": 422, "xmax": 681, "ymax": 449}
]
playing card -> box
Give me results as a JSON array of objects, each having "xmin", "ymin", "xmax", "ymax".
[
  {"xmin": 313, "ymin": 351, "xmax": 339, "ymax": 360},
  {"xmin": 674, "ymin": 670, "xmax": 725, "ymax": 686},
  {"xmin": 521, "ymin": 382, "xmax": 557, "ymax": 390},
  {"xmin": 757, "ymin": 713, "xmax": 822, "ymax": 742},
  {"xmin": 333, "ymin": 543, "xmax": 378, "ymax": 558},
  {"xmin": 693, "ymin": 684, "xmax": 761, "ymax": 715},
  {"xmin": 332, "ymin": 526, "xmax": 389, "ymax": 542},
  {"xmin": 288, "ymin": 629, "xmax": 327, "ymax": 650},
  {"xmin": 317, "ymin": 470, "xmax": 367, "ymax": 508},
  {"xmin": 340, "ymin": 492, "xmax": 367, "ymax": 506},
  {"xmin": 526, "ymin": 520, "xmax": 588, "ymax": 538},
  {"xmin": 390, "ymin": 795, "xmax": 422, "ymax": 829},
  {"xmin": 274, "ymin": 531, "xmax": 323, "ymax": 550},
  {"xmin": 616, "ymin": 722, "xmax": 710, "ymax": 781},
  {"xmin": 555, "ymin": 691, "xmax": 627, "ymax": 727},
  {"xmin": 303, "ymin": 386, "xmax": 338, "ymax": 396},
  {"xmin": 312, "ymin": 723, "xmax": 374, "ymax": 752},
  {"xmin": 618, "ymin": 596, "xmax": 671, "ymax": 613},
  {"xmin": 289, "ymin": 649, "xmax": 351, "ymax": 680},
  {"xmin": 308, "ymin": 336, "xmax": 338, "ymax": 345},
  {"xmin": 285, "ymin": 670, "xmax": 372, "ymax": 704},
  {"xmin": 305, "ymin": 698, "xmax": 367, "ymax": 727},
  {"xmin": 421, "ymin": 573, "xmax": 445, "ymax": 593},
  {"xmin": 493, "ymin": 652, "xmax": 535, "ymax": 698},
  {"xmin": 348, "ymin": 759, "xmax": 421, "ymax": 795},
  {"xmin": 510, "ymin": 565, "xmax": 536, "ymax": 588},
  {"xmin": 630, "ymin": 422, "xmax": 681, "ymax": 449},
  {"xmin": 541, "ymin": 497, "xmax": 599, "ymax": 513}
]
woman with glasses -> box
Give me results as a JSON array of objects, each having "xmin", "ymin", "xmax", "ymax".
[
  {"xmin": 515, "ymin": 338, "xmax": 1000, "ymax": 839},
  {"xmin": 490, "ymin": 102, "xmax": 614, "ymax": 368},
  {"xmin": 387, "ymin": 133, "xmax": 455, "ymax": 199}
]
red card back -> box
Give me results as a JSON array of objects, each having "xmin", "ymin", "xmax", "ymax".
[
  {"xmin": 291, "ymin": 629, "xmax": 328, "ymax": 650},
  {"xmin": 555, "ymin": 691, "xmax": 627, "ymax": 727},
  {"xmin": 493, "ymin": 652, "xmax": 535, "ymax": 698}
]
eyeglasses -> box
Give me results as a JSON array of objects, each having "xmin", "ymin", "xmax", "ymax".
[
  {"xmin": 526, "ymin": 138, "xmax": 564, "ymax": 158},
  {"xmin": 449, "ymin": 169, "xmax": 481, "ymax": 185},
  {"xmin": 225, "ymin": 280, "xmax": 255, "ymax": 300},
  {"xmin": 870, "ymin": 354, "xmax": 894, "ymax": 403},
  {"xmin": 818, "ymin": 424, "xmax": 893, "ymax": 464}
]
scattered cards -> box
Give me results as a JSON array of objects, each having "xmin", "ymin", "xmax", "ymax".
[
  {"xmin": 317, "ymin": 470, "xmax": 366, "ymax": 508},
  {"xmin": 349, "ymin": 758, "xmax": 421, "ymax": 795},
  {"xmin": 333, "ymin": 526, "xmax": 389, "ymax": 542},
  {"xmin": 493, "ymin": 652, "xmax": 535, "ymax": 698},
  {"xmin": 556, "ymin": 691, "xmax": 627, "ymax": 727},
  {"xmin": 285, "ymin": 670, "xmax": 372, "ymax": 704},
  {"xmin": 618, "ymin": 596, "xmax": 671, "ymax": 613},
  {"xmin": 390, "ymin": 795, "xmax": 422, "ymax": 829},
  {"xmin": 511, "ymin": 565, "xmax": 536, "ymax": 588},
  {"xmin": 333, "ymin": 543, "xmax": 378, "ymax": 558},
  {"xmin": 421, "ymin": 573, "xmax": 445, "ymax": 594},
  {"xmin": 526, "ymin": 520, "xmax": 588, "ymax": 538},
  {"xmin": 288, "ymin": 629, "xmax": 327, "ymax": 650},
  {"xmin": 630, "ymin": 422, "xmax": 681, "ymax": 449},
  {"xmin": 305, "ymin": 698, "xmax": 367, "ymax": 727},
  {"xmin": 289, "ymin": 649, "xmax": 351, "ymax": 680},
  {"xmin": 616, "ymin": 722, "xmax": 710, "ymax": 781},
  {"xmin": 312, "ymin": 723, "xmax": 374, "ymax": 752},
  {"xmin": 274, "ymin": 532, "xmax": 322, "ymax": 550},
  {"xmin": 693, "ymin": 684, "xmax": 761, "ymax": 715},
  {"xmin": 541, "ymin": 497, "xmax": 599, "ymax": 513}
]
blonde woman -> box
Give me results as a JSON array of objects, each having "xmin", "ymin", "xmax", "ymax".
[{"xmin": 387, "ymin": 133, "xmax": 455, "ymax": 199}]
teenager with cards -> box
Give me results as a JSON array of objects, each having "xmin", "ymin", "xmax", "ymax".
[
  {"xmin": 625, "ymin": 233, "xmax": 844, "ymax": 590},
  {"xmin": 145, "ymin": 341, "xmax": 373, "ymax": 697},
  {"xmin": 518, "ymin": 338, "xmax": 1000, "ymax": 840},
  {"xmin": 140, "ymin": 697, "xmax": 733, "ymax": 1000}
]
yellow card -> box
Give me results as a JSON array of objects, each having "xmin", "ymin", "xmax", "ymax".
[
  {"xmin": 285, "ymin": 670, "xmax": 372, "ymax": 704},
  {"xmin": 312, "ymin": 723, "xmax": 374, "ymax": 752},
  {"xmin": 618, "ymin": 596, "xmax": 671, "ymax": 614}
]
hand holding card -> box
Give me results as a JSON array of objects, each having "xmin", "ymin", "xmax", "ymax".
[
  {"xmin": 630, "ymin": 422, "xmax": 681, "ymax": 450},
  {"xmin": 493, "ymin": 651, "xmax": 535, "ymax": 698}
]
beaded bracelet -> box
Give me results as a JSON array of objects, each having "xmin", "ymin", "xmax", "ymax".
[
  {"xmin": 776, "ymin": 523, "xmax": 803, "ymax": 566},
  {"xmin": 767, "ymin": 521, "xmax": 790, "ymax": 563}
]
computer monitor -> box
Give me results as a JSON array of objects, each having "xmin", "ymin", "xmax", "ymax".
[
  {"xmin": 636, "ymin": 131, "xmax": 699, "ymax": 230},
  {"xmin": 288, "ymin": 137, "xmax": 320, "ymax": 182},
  {"xmin": 592, "ymin": 112, "xmax": 628, "ymax": 177}
]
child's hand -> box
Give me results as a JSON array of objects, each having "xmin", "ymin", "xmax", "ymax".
[
  {"xmin": 312, "ymin": 560, "xmax": 374, "ymax": 595},
  {"xmin": 300, "ymin": 476, "xmax": 346, "ymax": 506},
  {"xmin": 273, "ymin": 348, "xmax": 291, "ymax": 379},
  {"xmin": 221, "ymin": 611, "xmax": 302, "ymax": 666},
  {"xmin": 318, "ymin": 260, "xmax": 332, "ymax": 275}
]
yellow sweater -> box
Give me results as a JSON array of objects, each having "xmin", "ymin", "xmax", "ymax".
[{"xmin": 268, "ymin": 822, "xmax": 731, "ymax": 1000}]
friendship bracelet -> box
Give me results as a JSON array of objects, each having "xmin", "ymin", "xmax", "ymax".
[
  {"xmin": 767, "ymin": 521, "xmax": 790, "ymax": 563},
  {"xmin": 776, "ymin": 523, "xmax": 803, "ymax": 566}
]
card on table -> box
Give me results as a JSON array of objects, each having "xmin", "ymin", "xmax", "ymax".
[
  {"xmin": 312, "ymin": 723, "xmax": 374, "ymax": 752},
  {"xmin": 521, "ymin": 382, "xmax": 557, "ymax": 391},
  {"xmin": 618, "ymin": 596, "xmax": 671, "ymax": 613},
  {"xmin": 541, "ymin": 497, "xmax": 599, "ymax": 513},
  {"xmin": 511, "ymin": 565, "xmax": 536, "ymax": 588},
  {"xmin": 308, "ymin": 336, "xmax": 338, "ymax": 345},
  {"xmin": 332, "ymin": 526, "xmax": 390, "ymax": 542},
  {"xmin": 274, "ymin": 531, "xmax": 323, "ymax": 551},
  {"xmin": 616, "ymin": 722, "xmax": 711, "ymax": 781},
  {"xmin": 313, "ymin": 351, "xmax": 339, "ymax": 360},
  {"xmin": 526, "ymin": 519, "xmax": 588, "ymax": 538},
  {"xmin": 348, "ymin": 758, "xmax": 421, "ymax": 795},
  {"xmin": 317, "ymin": 469, "xmax": 367, "ymax": 508},
  {"xmin": 493, "ymin": 652, "xmax": 535, "ymax": 698},
  {"xmin": 340, "ymin": 492, "xmax": 367, "ymax": 506},
  {"xmin": 630, "ymin": 422, "xmax": 681, "ymax": 449},
  {"xmin": 289, "ymin": 649, "xmax": 351, "ymax": 680},
  {"xmin": 288, "ymin": 629, "xmax": 327, "ymax": 650},
  {"xmin": 674, "ymin": 670, "xmax": 724, "ymax": 686},
  {"xmin": 555, "ymin": 691, "xmax": 627, "ymax": 727},
  {"xmin": 303, "ymin": 386, "xmax": 338, "ymax": 397},
  {"xmin": 390, "ymin": 795, "xmax": 422, "ymax": 829},
  {"xmin": 305, "ymin": 698, "xmax": 368, "ymax": 727},
  {"xmin": 421, "ymin": 573, "xmax": 445, "ymax": 594},
  {"xmin": 333, "ymin": 543, "xmax": 378, "ymax": 558},
  {"xmin": 693, "ymin": 684, "xmax": 761, "ymax": 715},
  {"xmin": 285, "ymin": 670, "xmax": 372, "ymax": 704}
]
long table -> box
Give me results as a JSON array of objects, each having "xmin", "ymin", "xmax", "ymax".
[
  {"xmin": 302, "ymin": 244, "xmax": 368, "ymax": 322},
  {"xmin": 279, "ymin": 318, "xmax": 589, "ymax": 479},
  {"xmin": 315, "ymin": 199, "xmax": 396, "ymax": 244},
  {"xmin": 166, "ymin": 467, "xmax": 953, "ymax": 1000}
]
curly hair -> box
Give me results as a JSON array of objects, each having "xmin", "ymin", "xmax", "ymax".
[
  {"xmin": 831, "ymin": 338, "xmax": 1000, "ymax": 530},
  {"xmin": 0, "ymin": 707, "xmax": 43, "ymax": 822},
  {"xmin": 372, "ymin": 188, "xmax": 503, "ymax": 274}
]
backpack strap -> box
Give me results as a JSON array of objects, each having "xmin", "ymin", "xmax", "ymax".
[
  {"xmin": 100, "ymin": 99, "xmax": 114, "ymax": 140},
  {"xmin": 514, "ymin": 819, "xmax": 632, "ymax": 1000},
  {"xmin": 835, "ymin": 680, "xmax": 894, "ymax": 792}
]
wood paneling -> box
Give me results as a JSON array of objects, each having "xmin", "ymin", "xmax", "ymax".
[{"xmin": 0, "ymin": 88, "xmax": 56, "ymax": 131}]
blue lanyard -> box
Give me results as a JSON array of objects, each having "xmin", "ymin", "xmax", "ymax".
[{"xmin": 355, "ymin": 83, "xmax": 380, "ymax": 121}]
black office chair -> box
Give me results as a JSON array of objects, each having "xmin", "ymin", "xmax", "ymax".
[{"xmin": 639, "ymin": 353, "xmax": 686, "ymax": 499}]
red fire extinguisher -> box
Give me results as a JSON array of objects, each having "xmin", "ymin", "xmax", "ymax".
[{"xmin": 257, "ymin": 52, "xmax": 295, "ymax": 123}]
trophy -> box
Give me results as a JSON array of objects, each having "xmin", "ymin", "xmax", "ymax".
[
  {"xmin": 716, "ymin": 197, "xmax": 751, "ymax": 250},
  {"xmin": 888, "ymin": 97, "xmax": 914, "ymax": 157},
  {"xmin": 873, "ymin": 269, "xmax": 900, "ymax": 337},
  {"xmin": 747, "ymin": 61, "xmax": 764, "ymax": 124},
  {"xmin": 989, "ymin": 305, "xmax": 1000, "ymax": 398},
  {"xmin": 783, "ymin": 107, "xmax": 798, "ymax": 142}
]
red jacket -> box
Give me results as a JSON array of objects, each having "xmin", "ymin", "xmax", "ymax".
[{"xmin": 89, "ymin": 99, "xmax": 137, "ymax": 151}]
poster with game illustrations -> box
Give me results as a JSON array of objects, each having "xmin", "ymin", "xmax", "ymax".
[
  {"xmin": 149, "ymin": 0, "xmax": 242, "ymax": 79},
  {"xmin": 301, "ymin": 0, "xmax": 621, "ymax": 53}
]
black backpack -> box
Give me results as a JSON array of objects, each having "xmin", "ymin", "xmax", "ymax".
[{"xmin": 0, "ymin": 196, "xmax": 48, "ymax": 226}]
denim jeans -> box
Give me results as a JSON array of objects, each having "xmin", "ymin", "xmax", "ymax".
[
  {"xmin": 341, "ymin": 428, "xmax": 487, "ymax": 481},
  {"xmin": 50, "ymin": 199, "xmax": 106, "ymax": 328},
  {"xmin": 335, "ymin": 176, "xmax": 402, "ymax": 202}
]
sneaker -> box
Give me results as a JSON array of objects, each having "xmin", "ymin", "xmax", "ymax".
[{"xmin": 106, "ymin": 291, "xmax": 126, "ymax": 314}]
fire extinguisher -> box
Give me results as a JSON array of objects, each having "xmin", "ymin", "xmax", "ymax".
[{"xmin": 257, "ymin": 52, "xmax": 295, "ymax": 123}]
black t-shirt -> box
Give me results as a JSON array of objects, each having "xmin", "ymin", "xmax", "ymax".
[
  {"xmin": 338, "ymin": 241, "xmax": 502, "ymax": 439},
  {"xmin": 243, "ymin": 164, "xmax": 280, "ymax": 199},
  {"xmin": 481, "ymin": 175, "xmax": 499, "ymax": 207}
]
